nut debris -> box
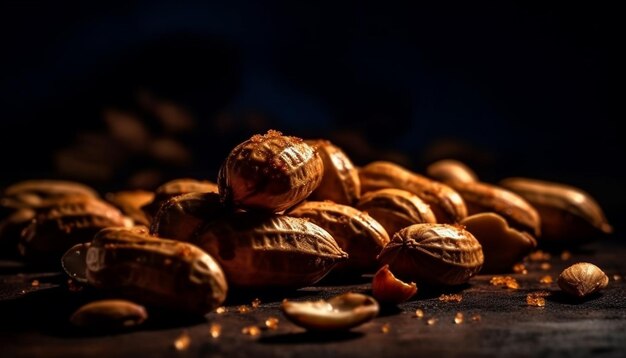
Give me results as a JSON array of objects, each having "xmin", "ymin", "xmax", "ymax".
[
  {"xmin": 490, "ymin": 276, "xmax": 519, "ymax": 289},
  {"xmin": 427, "ymin": 318, "xmax": 438, "ymax": 326},
  {"xmin": 209, "ymin": 324, "xmax": 222, "ymax": 338},
  {"xmin": 173, "ymin": 331, "xmax": 191, "ymax": 350},
  {"xmin": 265, "ymin": 317, "xmax": 279, "ymax": 330},
  {"xmin": 439, "ymin": 294, "xmax": 463, "ymax": 303},
  {"xmin": 242, "ymin": 326, "xmax": 261, "ymax": 336},
  {"xmin": 454, "ymin": 312, "xmax": 464, "ymax": 324},
  {"xmin": 539, "ymin": 275, "xmax": 553, "ymax": 284},
  {"xmin": 414, "ymin": 309, "xmax": 424, "ymax": 319},
  {"xmin": 251, "ymin": 298, "xmax": 261, "ymax": 309},
  {"xmin": 380, "ymin": 323, "xmax": 391, "ymax": 333}
]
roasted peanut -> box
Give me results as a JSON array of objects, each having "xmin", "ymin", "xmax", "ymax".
[
  {"xmin": 86, "ymin": 227, "xmax": 227, "ymax": 314},
  {"xmin": 359, "ymin": 161, "xmax": 467, "ymax": 223},
  {"xmin": 1, "ymin": 180, "xmax": 98, "ymax": 210},
  {"xmin": 500, "ymin": 177, "xmax": 612, "ymax": 244},
  {"xmin": 141, "ymin": 178, "xmax": 218, "ymax": 217},
  {"xmin": 356, "ymin": 188, "xmax": 436, "ymax": 236},
  {"xmin": 426, "ymin": 159, "xmax": 478, "ymax": 184},
  {"xmin": 282, "ymin": 292, "xmax": 379, "ymax": 331},
  {"xmin": 19, "ymin": 197, "xmax": 130, "ymax": 262},
  {"xmin": 377, "ymin": 223, "xmax": 484, "ymax": 286},
  {"xmin": 461, "ymin": 213, "xmax": 537, "ymax": 273},
  {"xmin": 307, "ymin": 139, "xmax": 361, "ymax": 205},
  {"xmin": 558, "ymin": 262, "xmax": 608, "ymax": 298},
  {"xmin": 105, "ymin": 190, "xmax": 154, "ymax": 226},
  {"xmin": 150, "ymin": 192, "xmax": 224, "ymax": 242},
  {"xmin": 70, "ymin": 299, "xmax": 147, "ymax": 329},
  {"xmin": 218, "ymin": 130, "xmax": 324, "ymax": 212},
  {"xmin": 446, "ymin": 181, "xmax": 541, "ymax": 236},
  {"xmin": 288, "ymin": 201, "xmax": 389, "ymax": 274},
  {"xmin": 193, "ymin": 213, "xmax": 347, "ymax": 288}
]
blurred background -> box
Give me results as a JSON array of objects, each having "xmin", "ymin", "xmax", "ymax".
[{"xmin": 0, "ymin": 2, "xmax": 620, "ymax": 228}]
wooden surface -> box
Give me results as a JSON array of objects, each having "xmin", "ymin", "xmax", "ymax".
[{"xmin": 1, "ymin": 240, "xmax": 626, "ymax": 358}]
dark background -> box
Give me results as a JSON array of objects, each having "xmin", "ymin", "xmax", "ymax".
[{"xmin": 0, "ymin": 1, "xmax": 620, "ymax": 228}]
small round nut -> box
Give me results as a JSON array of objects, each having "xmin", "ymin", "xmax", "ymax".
[
  {"xmin": 558, "ymin": 262, "xmax": 609, "ymax": 298},
  {"xmin": 372, "ymin": 265, "xmax": 417, "ymax": 304},
  {"xmin": 377, "ymin": 223, "xmax": 484, "ymax": 286},
  {"xmin": 70, "ymin": 299, "xmax": 147, "ymax": 330},
  {"xmin": 426, "ymin": 159, "xmax": 478, "ymax": 184},
  {"xmin": 307, "ymin": 139, "xmax": 360, "ymax": 205},
  {"xmin": 218, "ymin": 130, "xmax": 324, "ymax": 212}
]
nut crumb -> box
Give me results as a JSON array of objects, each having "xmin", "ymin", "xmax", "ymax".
[
  {"xmin": 238, "ymin": 305, "xmax": 250, "ymax": 314},
  {"xmin": 381, "ymin": 323, "xmax": 391, "ymax": 333},
  {"xmin": 209, "ymin": 324, "xmax": 222, "ymax": 338},
  {"xmin": 613, "ymin": 274, "xmax": 622, "ymax": 281},
  {"xmin": 426, "ymin": 318, "xmax": 437, "ymax": 326},
  {"xmin": 528, "ymin": 250, "xmax": 551, "ymax": 261},
  {"xmin": 415, "ymin": 309, "xmax": 424, "ymax": 319},
  {"xmin": 265, "ymin": 317, "xmax": 279, "ymax": 330},
  {"xmin": 241, "ymin": 325, "xmax": 261, "ymax": 336},
  {"xmin": 251, "ymin": 298, "xmax": 262, "ymax": 308},
  {"xmin": 173, "ymin": 331, "xmax": 191, "ymax": 350},
  {"xmin": 526, "ymin": 291, "xmax": 550, "ymax": 307},
  {"xmin": 540, "ymin": 262, "xmax": 551, "ymax": 271},
  {"xmin": 215, "ymin": 306, "xmax": 227, "ymax": 314},
  {"xmin": 490, "ymin": 276, "xmax": 519, "ymax": 289},
  {"xmin": 454, "ymin": 312, "xmax": 464, "ymax": 324},
  {"xmin": 560, "ymin": 251, "xmax": 572, "ymax": 261},
  {"xmin": 31, "ymin": 280, "xmax": 40, "ymax": 287},
  {"xmin": 470, "ymin": 314, "xmax": 481, "ymax": 322},
  {"xmin": 539, "ymin": 275, "xmax": 553, "ymax": 284},
  {"xmin": 512, "ymin": 263, "xmax": 528, "ymax": 275},
  {"xmin": 438, "ymin": 294, "xmax": 462, "ymax": 303}
]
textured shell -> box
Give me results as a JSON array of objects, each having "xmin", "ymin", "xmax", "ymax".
[
  {"xmin": 142, "ymin": 179, "xmax": 218, "ymax": 217},
  {"xmin": 461, "ymin": 212, "xmax": 536, "ymax": 273},
  {"xmin": 500, "ymin": 177, "xmax": 612, "ymax": 242},
  {"xmin": 558, "ymin": 262, "xmax": 609, "ymax": 297},
  {"xmin": 1, "ymin": 180, "xmax": 98, "ymax": 209},
  {"xmin": 377, "ymin": 223, "xmax": 484, "ymax": 286},
  {"xmin": 307, "ymin": 139, "xmax": 361, "ymax": 205},
  {"xmin": 356, "ymin": 188, "xmax": 436, "ymax": 236},
  {"xmin": 150, "ymin": 192, "xmax": 224, "ymax": 242},
  {"xmin": 426, "ymin": 159, "xmax": 478, "ymax": 184},
  {"xmin": 371, "ymin": 264, "xmax": 418, "ymax": 304},
  {"xmin": 218, "ymin": 130, "xmax": 324, "ymax": 212},
  {"xmin": 359, "ymin": 161, "xmax": 467, "ymax": 223},
  {"xmin": 106, "ymin": 190, "xmax": 154, "ymax": 226},
  {"xmin": 447, "ymin": 181, "xmax": 541, "ymax": 236},
  {"xmin": 70, "ymin": 299, "xmax": 148, "ymax": 329},
  {"xmin": 19, "ymin": 197, "xmax": 130, "ymax": 262},
  {"xmin": 86, "ymin": 227, "xmax": 227, "ymax": 314},
  {"xmin": 288, "ymin": 201, "xmax": 389, "ymax": 274},
  {"xmin": 194, "ymin": 213, "xmax": 347, "ymax": 288},
  {"xmin": 282, "ymin": 293, "xmax": 379, "ymax": 331}
]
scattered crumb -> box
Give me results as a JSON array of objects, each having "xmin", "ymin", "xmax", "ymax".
[
  {"xmin": 173, "ymin": 331, "xmax": 191, "ymax": 350},
  {"xmin": 238, "ymin": 305, "xmax": 250, "ymax": 314},
  {"xmin": 471, "ymin": 314, "xmax": 482, "ymax": 322},
  {"xmin": 241, "ymin": 326, "xmax": 261, "ymax": 336},
  {"xmin": 512, "ymin": 263, "xmax": 528, "ymax": 275},
  {"xmin": 526, "ymin": 291, "xmax": 550, "ymax": 307},
  {"xmin": 265, "ymin": 317, "xmax": 279, "ymax": 330},
  {"xmin": 439, "ymin": 294, "xmax": 463, "ymax": 303},
  {"xmin": 31, "ymin": 280, "xmax": 40, "ymax": 287},
  {"xmin": 209, "ymin": 324, "xmax": 222, "ymax": 338},
  {"xmin": 539, "ymin": 275, "xmax": 553, "ymax": 284},
  {"xmin": 381, "ymin": 323, "xmax": 391, "ymax": 334},
  {"xmin": 415, "ymin": 309, "xmax": 424, "ymax": 319},
  {"xmin": 540, "ymin": 262, "xmax": 551, "ymax": 271},
  {"xmin": 560, "ymin": 251, "xmax": 572, "ymax": 261},
  {"xmin": 251, "ymin": 298, "xmax": 262, "ymax": 309},
  {"xmin": 215, "ymin": 306, "xmax": 227, "ymax": 314},
  {"xmin": 427, "ymin": 318, "xmax": 437, "ymax": 326},
  {"xmin": 490, "ymin": 276, "xmax": 520, "ymax": 289},
  {"xmin": 454, "ymin": 312, "xmax": 464, "ymax": 324},
  {"xmin": 528, "ymin": 250, "xmax": 551, "ymax": 261},
  {"xmin": 613, "ymin": 274, "xmax": 622, "ymax": 282}
]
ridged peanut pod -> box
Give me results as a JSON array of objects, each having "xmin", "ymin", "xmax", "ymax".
[
  {"xmin": 194, "ymin": 213, "xmax": 348, "ymax": 288},
  {"xmin": 426, "ymin": 159, "xmax": 479, "ymax": 184},
  {"xmin": 106, "ymin": 190, "xmax": 154, "ymax": 226},
  {"xmin": 19, "ymin": 197, "xmax": 130, "ymax": 262},
  {"xmin": 446, "ymin": 181, "xmax": 541, "ymax": 236},
  {"xmin": 377, "ymin": 223, "xmax": 484, "ymax": 286},
  {"xmin": 359, "ymin": 161, "xmax": 467, "ymax": 223},
  {"xmin": 356, "ymin": 188, "xmax": 436, "ymax": 236},
  {"xmin": 306, "ymin": 139, "xmax": 361, "ymax": 205},
  {"xmin": 218, "ymin": 130, "xmax": 324, "ymax": 212},
  {"xmin": 150, "ymin": 192, "xmax": 224, "ymax": 242},
  {"xmin": 86, "ymin": 227, "xmax": 227, "ymax": 314},
  {"xmin": 142, "ymin": 178, "xmax": 218, "ymax": 218},
  {"xmin": 1, "ymin": 180, "xmax": 99, "ymax": 209},
  {"xmin": 461, "ymin": 212, "xmax": 537, "ymax": 273},
  {"xmin": 288, "ymin": 201, "xmax": 389, "ymax": 274},
  {"xmin": 500, "ymin": 177, "xmax": 612, "ymax": 244}
]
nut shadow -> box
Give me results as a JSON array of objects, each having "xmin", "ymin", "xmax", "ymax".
[
  {"xmin": 547, "ymin": 290, "xmax": 603, "ymax": 305},
  {"xmin": 258, "ymin": 330, "xmax": 364, "ymax": 345}
]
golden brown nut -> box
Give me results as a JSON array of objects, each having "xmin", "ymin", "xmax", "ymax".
[
  {"xmin": 461, "ymin": 213, "xmax": 537, "ymax": 273},
  {"xmin": 150, "ymin": 192, "xmax": 224, "ymax": 242},
  {"xmin": 281, "ymin": 292, "xmax": 379, "ymax": 331},
  {"xmin": 141, "ymin": 178, "xmax": 218, "ymax": 217},
  {"xmin": 426, "ymin": 159, "xmax": 478, "ymax": 184},
  {"xmin": 446, "ymin": 181, "xmax": 541, "ymax": 236},
  {"xmin": 19, "ymin": 197, "xmax": 130, "ymax": 262},
  {"xmin": 1, "ymin": 180, "xmax": 98, "ymax": 209},
  {"xmin": 377, "ymin": 223, "xmax": 484, "ymax": 286},
  {"xmin": 558, "ymin": 262, "xmax": 609, "ymax": 298},
  {"xmin": 371, "ymin": 265, "xmax": 417, "ymax": 304},
  {"xmin": 105, "ymin": 190, "xmax": 154, "ymax": 226},
  {"xmin": 288, "ymin": 201, "xmax": 389, "ymax": 274},
  {"xmin": 356, "ymin": 188, "xmax": 436, "ymax": 236},
  {"xmin": 358, "ymin": 161, "xmax": 467, "ymax": 223},
  {"xmin": 500, "ymin": 177, "xmax": 612, "ymax": 244},
  {"xmin": 306, "ymin": 139, "xmax": 360, "ymax": 205},
  {"xmin": 218, "ymin": 130, "xmax": 323, "ymax": 212},
  {"xmin": 86, "ymin": 227, "xmax": 227, "ymax": 314},
  {"xmin": 70, "ymin": 299, "xmax": 147, "ymax": 329},
  {"xmin": 193, "ymin": 213, "xmax": 347, "ymax": 288}
]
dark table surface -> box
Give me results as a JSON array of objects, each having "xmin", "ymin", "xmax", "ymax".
[{"xmin": 1, "ymin": 239, "xmax": 626, "ymax": 358}]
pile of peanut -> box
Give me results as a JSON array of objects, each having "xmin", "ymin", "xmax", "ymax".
[{"xmin": 0, "ymin": 129, "xmax": 613, "ymax": 330}]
